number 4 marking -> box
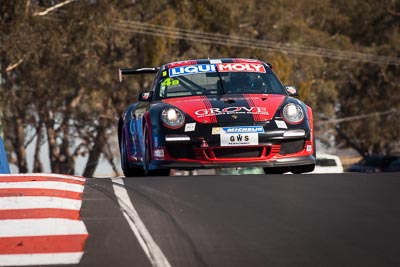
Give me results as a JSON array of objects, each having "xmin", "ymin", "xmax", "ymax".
[{"xmin": 161, "ymin": 78, "xmax": 179, "ymax": 87}]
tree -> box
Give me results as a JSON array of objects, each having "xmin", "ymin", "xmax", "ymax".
[
  {"xmin": 0, "ymin": 0, "xmax": 132, "ymax": 175},
  {"xmin": 1, "ymin": 0, "xmax": 399, "ymax": 177},
  {"xmin": 332, "ymin": 1, "xmax": 400, "ymax": 156}
]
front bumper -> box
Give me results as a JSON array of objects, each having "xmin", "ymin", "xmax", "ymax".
[
  {"xmin": 149, "ymin": 121, "xmax": 315, "ymax": 170},
  {"xmin": 150, "ymin": 155, "xmax": 316, "ymax": 170}
]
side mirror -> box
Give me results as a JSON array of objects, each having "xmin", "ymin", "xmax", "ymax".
[
  {"xmin": 284, "ymin": 86, "xmax": 299, "ymax": 96},
  {"xmin": 138, "ymin": 91, "xmax": 154, "ymax": 102}
]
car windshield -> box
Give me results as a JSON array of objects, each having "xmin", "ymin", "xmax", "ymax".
[{"xmin": 156, "ymin": 64, "xmax": 287, "ymax": 99}]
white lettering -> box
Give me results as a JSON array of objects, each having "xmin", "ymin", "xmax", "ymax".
[
  {"xmin": 217, "ymin": 63, "xmax": 266, "ymax": 73},
  {"xmin": 170, "ymin": 67, "xmax": 183, "ymax": 76},
  {"xmin": 194, "ymin": 109, "xmax": 209, "ymax": 116},
  {"xmin": 233, "ymin": 64, "xmax": 246, "ymax": 71},
  {"xmin": 169, "ymin": 64, "xmax": 216, "ymax": 77},
  {"xmin": 194, "ymin": 107, "xmax": 269, "ymax": 117},
  {"xmin": 253, "ymin": 64, "xmax": 265, "ymax": 72},
  {"xmin": 194, "ymin": 108, "xmax": 221, "ymax": 116},
  {"xmin": 185, "ymin": 66, "xmax": 198, "ymax": 73},
  {"xmin": 224, "ymin": 126, "xmax": 264, "ymax": 133},
  {"xmin": 222, "ymin": 107, "xmax": 241, "ymax": 113},
  {"xmin": 217, "ymin": 64, "xmax": 232, "ymax": 72}
]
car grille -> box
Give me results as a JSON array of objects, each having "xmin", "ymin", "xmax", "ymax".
[
  {"xmin": 166, "ymin": 144, "xmax": 195, "ymax": 158},
  {"xmin": 212, "ymin": 147, "xmax": 263, "ymax": 158},
  {"xmin": 165, "ymin": 140, "xmax": 305, "ymax": 161},
  {"xmin": 280, "ymin": 140, "xmax": 305, "ymax": 155}
]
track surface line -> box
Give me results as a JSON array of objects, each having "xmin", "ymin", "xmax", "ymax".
[{"xmin": 112, "ymin": 178, "xmax": 172, "ymax": 267}]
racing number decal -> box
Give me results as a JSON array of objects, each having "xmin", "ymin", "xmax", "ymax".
[{"xmin": 161, "ymin": 78, "xmax": 179, "ymax": 87}]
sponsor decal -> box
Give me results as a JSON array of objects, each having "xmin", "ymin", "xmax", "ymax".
[
  {"xmin": 153, "ymin": 148, "xmax": 164, "ymax": 158},
  {"xmin": 162, "ymin": 71, "xmax": 167, "ymax": 77},
  {"xmin": 209, "ymin": 59, "xmax": 222, "ymax": 64},
  {"xmin": 212, "ymin": 127, "xmax": 222, "ymax": 135},
  {"xmin": 194, "ymin": 106, "xmax": 269, "ymax": 118},
  {"xmin": 220, "ymin": 132, "xmax": 259, "ymax": 146},
  {"xmin": 169, "ymin": 64, "xmax": 216, "ymax": 77},
  {"xmin": 168, "ymin": 63, "xmax": 266, "ymax": 77},
  {"xmin": 233, "ymin": 58, "xmax": 262, "ymax": 63},
  {"xmin": 167, "ymin": 60, "xmax": 197, "ymax": 68},
  {"xmin": 275, "ymin": 120, "xmax": 288, "ymax": 129},
  {"xmin": 216, "ymin": 63, "xmax": 266, "ymax": 73},
  {"xmin": 161, "ymin": 78, "xmax": 179, "ymax": 87},
  {"xmin": 285, "ymin": 86, "xmax": 297, "ymax": 95},
  {"xmin": 140, "ymin": 92, "xmax": 151, "ymax": 100},
  {"xmin": 306, "ymin": 145, "xmax": 313, "ymax": 152},
  {"xmin": 184, "ymin": 122, "xmax": 196, "ymax": 132},
  {"xmin": 218, "ymin": 126, "xmax": 262, "ymax": 146},
  {"xmin": 222, "ymin": 126, "xmax": 264, "ymax": 133}
]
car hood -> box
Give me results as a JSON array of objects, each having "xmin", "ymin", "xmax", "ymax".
[{"xmin": 162, "ymin": 94, "xmax": 286, "ymax": 124}]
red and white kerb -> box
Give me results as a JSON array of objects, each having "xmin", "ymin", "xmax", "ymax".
[{"xmin": 0, "ymin": 173, "xmax": 88, "ymax": 266}]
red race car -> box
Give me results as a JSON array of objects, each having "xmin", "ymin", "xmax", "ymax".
[{"xmin": 118, "ymin": 58, "xmax": 316, "ymax": 176}]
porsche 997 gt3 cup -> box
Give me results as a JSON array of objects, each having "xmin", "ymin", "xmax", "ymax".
[{"xmin": 118, "ymin": 58, "xmax": 316, "ymax": 176}]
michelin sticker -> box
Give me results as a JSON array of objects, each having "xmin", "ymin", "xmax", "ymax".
[{"xmin": 223, "ymin": 126, "xmax": 264, "ymax": 133}]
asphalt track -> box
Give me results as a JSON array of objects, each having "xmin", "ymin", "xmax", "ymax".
[
  {"xmin": 75, "ymin": 172, "xmax": 400, "ymax": 267},
  {"xmin": 2, "ymin": 172, "xmax": 400, "ymax": 267}
]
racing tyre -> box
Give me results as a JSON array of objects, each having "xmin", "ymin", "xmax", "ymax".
[
  {"xmin": 291, "ymin": 164, "xmax": 315, "ymax": 174},
  {"xmin": 143, "ymin": 125, "xmax": 170, "ymax": 176},
  {"xmin": 120, "ymin": 126, "xmax": 145, "ymax": 177}
]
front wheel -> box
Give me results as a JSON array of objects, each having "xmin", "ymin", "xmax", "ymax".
[
  {"xmin": 120, "ymin": 127, "xmax": 145, "ymax": 177},
  {"xmin": 291, "ymin": 164, "xmax": 315, "ymax": 174}
]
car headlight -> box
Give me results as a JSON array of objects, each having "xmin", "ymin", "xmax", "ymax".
[
  {"xmin": 281, "ymin": 103, "xmax": 304, "ymax": 124},
  {"xmin": 161, "ymin": 108, "xmax": 185, "ymax": 128}
]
